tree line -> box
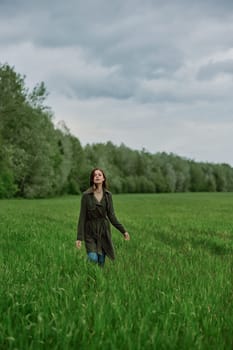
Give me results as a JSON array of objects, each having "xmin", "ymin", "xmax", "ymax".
[{"xmin": 1, "ymin": 63, "xmax": 233, "ymax": 198}]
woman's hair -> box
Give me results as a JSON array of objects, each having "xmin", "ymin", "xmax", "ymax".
[{"xmin": 89, "ymin": 168, "xmax": 108, "ymax": 189}]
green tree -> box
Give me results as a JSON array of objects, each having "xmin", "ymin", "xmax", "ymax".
[
  {"xmin": 189, "ymin": 162, "xmax": 205, "ymax": 192},
  {"xmin": 213, "ymin": 165, "xmax": 227, "ymax": 192}
]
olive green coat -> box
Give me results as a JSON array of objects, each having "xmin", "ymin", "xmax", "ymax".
[{"xmin": 77, "ymin": 188, "xmax": 126, "ymax": 260}]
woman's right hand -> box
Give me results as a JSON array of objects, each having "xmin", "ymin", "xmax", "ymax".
[{"xmin": 76, "ymin": 240, "xmax": 82, "ymax": 249}]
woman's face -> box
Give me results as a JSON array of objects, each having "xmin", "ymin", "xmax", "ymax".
[{"xmin": 93, "ymin": 169, "xmax": 105, "ymax": 185}]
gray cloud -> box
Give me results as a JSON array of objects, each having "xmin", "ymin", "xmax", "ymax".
[
  {"xmin": 197, "ymin": 59, "xmax": 233, "ymax": 80},
  {"xmin": 1, "ymin": 0, "xmax": 233, "ymax": 164}
]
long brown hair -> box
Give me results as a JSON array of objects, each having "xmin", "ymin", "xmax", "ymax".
[{"xmin": 89, "ymin": 168, "xmax": 108, "ymax": 189}]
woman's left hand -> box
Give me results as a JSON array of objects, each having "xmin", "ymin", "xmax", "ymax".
[{"xmin": 124, "ymin": 232, "xmax": 130, "ymax": 240}]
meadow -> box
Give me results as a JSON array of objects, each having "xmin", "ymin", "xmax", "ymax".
[{"xmin": 1, "ymin": 193, "xmax": 233, "ymax": 349}]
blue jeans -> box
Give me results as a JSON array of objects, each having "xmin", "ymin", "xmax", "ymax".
[{"xmin": 87, "ymin": 252, "xmax": 106, "ymax": 266}]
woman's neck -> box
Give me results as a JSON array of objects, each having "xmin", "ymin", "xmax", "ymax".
[{"xmin": 94, "ymin": 184, "xmax": 103, "ymax": 193}]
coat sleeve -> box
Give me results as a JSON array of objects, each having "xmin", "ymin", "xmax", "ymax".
[
  {"xmin": 77, "ymin": 194, "xmax": 87, "ymax": 240},
  {"xmin": 106, "ymin": 192, "xmax": 126, "ymax": 234}
]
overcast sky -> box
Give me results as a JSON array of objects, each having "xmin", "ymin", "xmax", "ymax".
[{"xmin": 1, "ymin": 0, "xmax": 233, "ymax": 165}]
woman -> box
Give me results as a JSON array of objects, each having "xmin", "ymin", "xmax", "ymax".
[{"xmin": 76, "ymin": 168, "xmax": 130, "ymax": 266}]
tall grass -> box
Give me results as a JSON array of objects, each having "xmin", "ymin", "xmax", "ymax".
[{"xmin": 1, "ymin": 193, "xmax": 233, "ymax": 349}]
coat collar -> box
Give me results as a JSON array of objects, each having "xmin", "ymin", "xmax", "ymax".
[{"xmin": 84, "ymin": 187, "xmax": 111, "ymax": 195}]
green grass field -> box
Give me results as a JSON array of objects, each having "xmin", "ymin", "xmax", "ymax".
[{"xmin": 1, "ymin": 193, "xmax": 233, "ymax": 349}]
